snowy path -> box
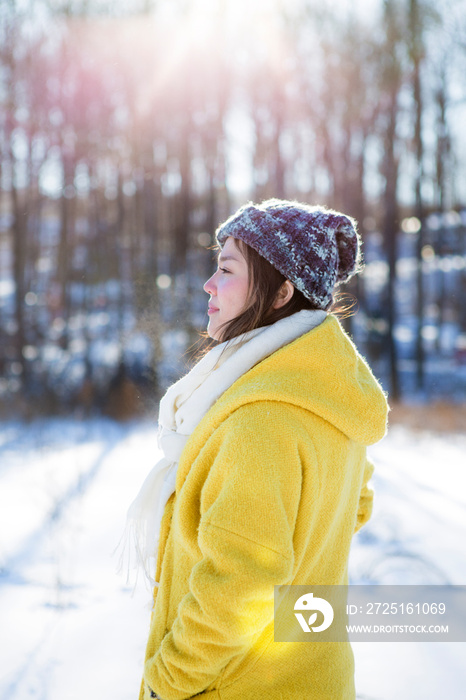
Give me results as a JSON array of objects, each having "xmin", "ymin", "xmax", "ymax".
[
  {"xmin": 350, "ymin": 427, "xmax": 466, "ymax": 700},
  {"xmin": 0, "ymin": 419, "xmax": 465, "ymax": 700},
  {"xmin": 0, "ymin": 420, "xmax": 156, "ymax": 700}
]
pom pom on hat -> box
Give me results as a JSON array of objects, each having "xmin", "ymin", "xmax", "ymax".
[{"xmin": 216, "ymin": 199, "xmax": 362, "ymax": 309}]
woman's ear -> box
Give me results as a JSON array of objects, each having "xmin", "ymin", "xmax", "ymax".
[{"xmin": 272, "ymin": 280, "xmax": 295, "ymax": 309}]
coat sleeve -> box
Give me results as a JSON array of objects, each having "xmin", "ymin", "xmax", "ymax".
[
  {"xmin": 143, "ymin": 403, "xmax": 304, "ymax": 700},
  {"xmin": 354, "ymin": 457, "xmax": 374, "ymax": 533}
]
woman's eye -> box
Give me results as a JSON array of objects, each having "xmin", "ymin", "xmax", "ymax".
[{"xmin": 218, "ymin": 267, "xmax": 230, "ymax": 274}]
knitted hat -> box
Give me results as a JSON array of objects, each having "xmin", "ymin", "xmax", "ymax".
[{"xmin": 216, "ymin": 199, "xmax": 362, "ymax": 309}]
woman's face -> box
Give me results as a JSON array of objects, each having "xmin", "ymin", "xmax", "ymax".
[{"xmin": 203, "ymin": 237, "xmax": 251, "ymax": 341}]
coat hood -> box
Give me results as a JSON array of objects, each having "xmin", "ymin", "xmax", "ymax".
[{"xmin": 212, "ymin": 314, "xmax": 388, "ymax": 446}]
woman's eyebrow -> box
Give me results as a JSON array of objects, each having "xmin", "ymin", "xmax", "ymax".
[{"xmin": 218, "ymin": 253, "xmax": 240, "ymax": 263}]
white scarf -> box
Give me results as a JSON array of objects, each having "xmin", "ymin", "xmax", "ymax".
[{"xmin": 123, "ymin": 309, "xmax": 326, "ymax": 585}]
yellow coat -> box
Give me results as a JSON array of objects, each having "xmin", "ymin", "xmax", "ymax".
[{"xmin": 141, "ymin": 315, "xmax": 388, "ymax": 700}]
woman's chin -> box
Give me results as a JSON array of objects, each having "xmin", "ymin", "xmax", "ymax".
[
  {"xmin": 208, "ymin": 319, "xmax": 226, "ymax": 341},
  {"xmin": 206, "ymin": 322, "xmax": 219, "ymax": 341}
]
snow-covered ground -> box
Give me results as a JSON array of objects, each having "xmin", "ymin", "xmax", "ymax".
[{"xmin": 0, "ymin": 418, "xmax": 465, "ymax": 700}]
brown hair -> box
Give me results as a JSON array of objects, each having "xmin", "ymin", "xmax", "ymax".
[{"xmin": 215, "ymin": 238, "xmax": 325, "ymax": 343}]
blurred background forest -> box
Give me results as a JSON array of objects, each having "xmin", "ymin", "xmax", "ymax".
[{"xmin": 1, "ymin": 0, "xmax": 466, "ymax": 419}]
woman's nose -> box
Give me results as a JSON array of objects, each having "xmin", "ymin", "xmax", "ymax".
[{"xmin": 203, "ymin": 273, "xmax": 216, "ymax": 295}]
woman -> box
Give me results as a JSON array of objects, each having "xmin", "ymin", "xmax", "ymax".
[{"xmin": 132, "ymin": 199, "xmax": 388, "ymax": 700}]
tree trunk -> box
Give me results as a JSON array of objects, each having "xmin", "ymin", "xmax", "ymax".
[
  {"xmin": 410, "ymin": 0, "xmax": 426, "ymax": 392},
  {"xmin": 10, "ymin": 183, "xmax": 27, "ymax": 386},
  {"xmin": 382, "ymin": 104, "xmax": 400, "ymax": 401}
]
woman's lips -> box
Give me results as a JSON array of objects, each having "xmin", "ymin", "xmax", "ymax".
[{"xmin": 208, "ymin": 306, "xmax": 219, "ymax": 315}]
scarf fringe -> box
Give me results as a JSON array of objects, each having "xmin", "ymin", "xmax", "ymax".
[{"xmin": 115, "ymin": 518, "xmax": 158, "ymax": 592}]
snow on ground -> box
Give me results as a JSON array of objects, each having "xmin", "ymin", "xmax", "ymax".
[
  {"xmin": 349, "ymin": 426, "xmax": 466, "ymax": 700},
  {"xmin": 0, "ymin": 418, "xmax": 465, "ymax": 700}
]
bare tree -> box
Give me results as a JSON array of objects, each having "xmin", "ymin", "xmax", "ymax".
[{"xmin": 379, "ymin": 0, "xmax": 406, "ymax": 400}]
